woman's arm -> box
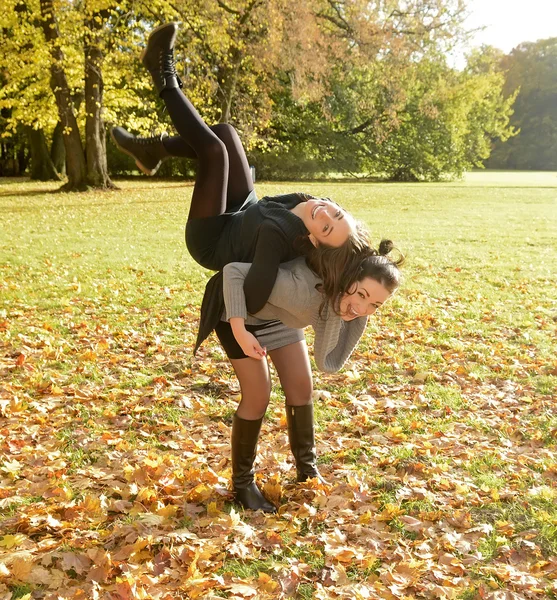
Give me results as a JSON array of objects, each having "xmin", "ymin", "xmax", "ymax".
[
  {"xmin": 242, "ymin": 223, "xmax": 289, "ymax": 315},
  {"xmin": 223, "ymin": 259, "xmax": 314, "ymax": 357},
  {"xmin": 229, "ymin": 317, "xmax": 267, "ymax": 359},
  {"xmin": 312, "ymin": 308, "xmax": 368, "ymax": 373},
  {"xmin": 223, "ymin": 260, "xmax": 367, "ymax": 372}
]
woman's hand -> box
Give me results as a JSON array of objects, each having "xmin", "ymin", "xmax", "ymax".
[{"xmin": 230, "ymin": 318, "xmax": 267, "ymax": 360}]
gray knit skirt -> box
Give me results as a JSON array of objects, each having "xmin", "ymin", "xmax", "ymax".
[{"xmin": 215, "ymin": 319, "xmax": 304, "ymax": 359}]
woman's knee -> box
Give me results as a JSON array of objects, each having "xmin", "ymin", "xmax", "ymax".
[
  {"xmin": 212, "ymin": 123, "xmax": 238, "ymax": 145},
  {"xmin": 198, "ymin": 135, "xmax": 227, "ymax": 162},
  {"xmin": 284, "ymin": 378, "xmax": 313, "ymax": 407},
  {"xmin": 238, "ymin": 394, "xmax": 270, "ymax": 419}
]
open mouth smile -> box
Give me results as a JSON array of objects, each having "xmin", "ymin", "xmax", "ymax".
[
  {"xmin": 312, "ymin": 204, "xmax": 325, "ymax": 219},
  {"xmin": 347, "ymin": 304, "xmax": 359, "ymax": 318}
]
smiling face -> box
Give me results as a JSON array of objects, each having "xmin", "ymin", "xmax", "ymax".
[
  {"xmin": 302, "ymin": 198, "xmax": 354, "ymax": 248},
  {"xmin": 338, "ymin": 277, "xmax": 393, "ymax": 321}
]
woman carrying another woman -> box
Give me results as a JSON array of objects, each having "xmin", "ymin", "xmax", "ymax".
[
  {"xmin": 219, "ymin": 243, "xmax": 403, "ymax": 512},
  {"xmin": 111, "ymin": 22, "xmax": 370, "ymax": 332}
]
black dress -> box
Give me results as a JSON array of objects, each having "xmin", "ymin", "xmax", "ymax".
[{"xmin": 186, "ymin": 192, "xmax": 311, "ymax": 353}]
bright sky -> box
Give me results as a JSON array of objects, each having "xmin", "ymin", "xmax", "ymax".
[{"xmin": 462, "ymin": 0, "xmax": 557, "ymax": 52}]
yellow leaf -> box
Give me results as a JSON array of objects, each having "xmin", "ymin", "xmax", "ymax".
[
  {"xmin": 9, "ymin": 396, "xmax": 25, "ymax": 412},
  {"xmin": 156, "ymin": 504, "xmax": 178, "ymax": 519},
  {"xmin": 186, "ymin": 483, "xmax": 212, "ymax": 503},
  {"xmin": 136, "ymin": 487, "xmax": 158, "ymax": 504},
  {"xmin": 0, "ymin": 533, "xmax": 27, "ymax": 549},
  {"xmin": 359, "ymin": 510, "xmax": 373, "ymax": 524},
  {"xmin": 11, "ymin": 556, "xmax": 33, "ymax": 581},
  {"xmin": 261, "ymin": 474, "xmax": 281, "ymax": 507},
  {"xmin": 377, "ymin": 503, "xmax": 404, "ymax": 520},
  {"xmin": 207, "ymin": 501, "xmax": 220, "ymax": 517}
]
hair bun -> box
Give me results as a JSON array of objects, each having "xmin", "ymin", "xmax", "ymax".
[{"xmin": 378, "ymin": 239, "xmax": 394, "ymax": 255}]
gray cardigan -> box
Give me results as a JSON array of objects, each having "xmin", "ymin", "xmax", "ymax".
[{"xmin": 222, "ymin": 258, "xmax": 367, "ymax": 372}]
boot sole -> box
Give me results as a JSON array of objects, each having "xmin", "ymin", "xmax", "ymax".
[
  {"xmin": 140, "ymin": 22, "xmax": 181, "ymax": 63},
  {"xmin": 109, "ymin": 129, "xmax": 159, "ymax": 176}
]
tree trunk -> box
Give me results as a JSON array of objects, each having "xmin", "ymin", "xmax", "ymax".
[
  {"xmin": 51, "ymin": 122, "xmax": 66, "ymax": 175},
  {"xmin": 216, "ymin": 0, "xmax": 261, "ymax": 123},
  {"xmin": 17, "ymin": 144, "xmax": 27, "ymax": 175},
  {"xmin": 218, "ymin": 56, "xmax": 241, "ymax": 124},
  {"xmin": 84, "ymin": 13, "xmax": 114, "ymax": 188},
  {"xmin": 39, "ymin": 0, "xmax": 88, "ymax": 191},
  {"xmin": 26, "ymin": 126, "xmax": 61, "ymax": 181}
]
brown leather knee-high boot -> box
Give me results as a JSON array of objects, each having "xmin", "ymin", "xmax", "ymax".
[
  {"xmin": 286, "ymin": 403, "xmax": 325, "ymax": 482},
  {"xmin": 231, "ymin": 414, "xmax": 276, "ymax": 513}
]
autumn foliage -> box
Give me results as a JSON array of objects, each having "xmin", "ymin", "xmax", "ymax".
[{"xmin": 1, "ymin": 174, "xmax": 556, "ymax": 598}]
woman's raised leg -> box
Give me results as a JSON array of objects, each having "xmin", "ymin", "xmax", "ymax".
[
  {"xmin": 210, "ymin": 124, "xmax": 254, "ymax": 212},
  {"xmin": 110, "ymin": 124, "xmax": 253, "ymax": 212},
  {"xmin": 141, "ymin": 23, "xmax": 228, "ymax": 219}
]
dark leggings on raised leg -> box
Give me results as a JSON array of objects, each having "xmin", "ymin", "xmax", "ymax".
[{"xmin": 160, "ymin": 88, "xmax": 254, "ymax": 217}]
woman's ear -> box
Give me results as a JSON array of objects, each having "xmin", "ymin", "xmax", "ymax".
[{"xmin": 308, "ymin": 233, "xmax": 318, "ymax": 247}]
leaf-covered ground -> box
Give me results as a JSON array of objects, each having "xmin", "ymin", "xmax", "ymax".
[{"xmin": 1, "ymin": 173, "xmax": 556, "ymax": 600}]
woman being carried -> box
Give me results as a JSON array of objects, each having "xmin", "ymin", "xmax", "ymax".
[{"xmin": 111, "ymin": 23, "xmax": 370, "ymax": 346}]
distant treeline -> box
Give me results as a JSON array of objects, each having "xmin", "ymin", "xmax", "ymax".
[
  {"xmin": 0, "ymin": 1, "xmax": 554, "ymax": 188},
  {"xmin": 486, "ymin": 38, "xmax": 557, "ymax": 172}
]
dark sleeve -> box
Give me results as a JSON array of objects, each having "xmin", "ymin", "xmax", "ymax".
[{"xmin": 243, "ymin": 223, "xmax": 288, "ymax": 314}]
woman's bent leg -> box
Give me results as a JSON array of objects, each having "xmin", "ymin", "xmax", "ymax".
[
  {"xmin": 269, "ymin": 341, "xmax": 324, "ymax": 483},
  {"xmin": 210, "ymin": 124, "xmax": 254, "ymax": 212},
  {"xmin": 140, "ymin": 125, "xmax": 252, "ymax": 211},
  {"xmin": 162, "ymin": 89, "xmax": 229, "ymax": 220},
  {"xmin": 228, "ymin": 357, "xmax": 276, "ymax": 512}
]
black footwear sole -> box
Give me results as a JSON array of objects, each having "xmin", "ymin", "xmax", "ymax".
[{"xmin": 140, "ymin": 22, "xmax": 180, "ymax": 64}]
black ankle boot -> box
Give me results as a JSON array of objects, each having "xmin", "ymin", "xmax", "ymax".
[
  {"xmin": 231, "ymin": 415, "xmax": 276, "ymax": 513},
  {"xmin": 141, "ymin": 22, "xmax": 183, "ymax": 96},
  {"xmin": 110, "ymin": 127, "xmax": 170, "ymax": 175},
  {"xmin": 286, "ymin": 403, "xmax": 327, "ymax": 483}
]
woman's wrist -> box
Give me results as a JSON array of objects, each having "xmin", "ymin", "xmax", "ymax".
[{"xmin": 229, "ymin": 317, "xmax": 247, "ymax": 334}]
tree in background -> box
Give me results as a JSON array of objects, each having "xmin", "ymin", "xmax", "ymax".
[
  {"xmin": 0, "ymin": 0, "xmax": 165, "ymax": 189},
  {"xmin": 487, "ymin": 38, "xmax": 557, "ymax": 171},
  {"xmin": 0, "ymin": 0, "xmax": 518, "ymax": 182},
  {"xmin": 250, "ymin": 3, "xmax": 514, "ymax": 180},
  {"xmin": 0, "ymin": 1, "xmax": 61, "ymax": 181}
]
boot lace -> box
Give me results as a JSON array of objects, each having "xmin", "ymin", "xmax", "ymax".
[
  {"xmin": 136, "ymin": 134, "xmax": 163, "ymax": 145},
  {"xmin": 160, "ymin": 51, "xmax": 178, "ymax": 77}
]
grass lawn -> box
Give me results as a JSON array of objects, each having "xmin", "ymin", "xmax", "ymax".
[{"xmin": 0, "ymin": 171, "xmax": 556, "ymax": 599}]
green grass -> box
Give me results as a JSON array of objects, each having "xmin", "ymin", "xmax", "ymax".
[
  {"xmin": 1, "ymin": 172, "xmax": 556, "ymax": 598},
  {"xmin": 9, "ymin": 584, "xmax": 34, "ymax": 599}
]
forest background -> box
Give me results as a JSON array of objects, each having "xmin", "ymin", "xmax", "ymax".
[{"xmin": 0, "ymin": 0, "xmax": 556, "ymax": 189}]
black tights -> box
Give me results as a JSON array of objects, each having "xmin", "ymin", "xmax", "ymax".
[
  {"xmin": 160, "ymin": 88, "xmax": 254, "ymax": 218},
  {"xmin": 231, "ymin": 340, "xmax": 313, "ymax": 421}
]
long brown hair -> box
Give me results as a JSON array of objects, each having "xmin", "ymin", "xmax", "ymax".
[
  {"xmin": 301, "ymin": 220, "xmax": 371, "ymax": 304},
  {"xmin": 310, "ymin": 238, "xmax": 405, "ymax": 316}
]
